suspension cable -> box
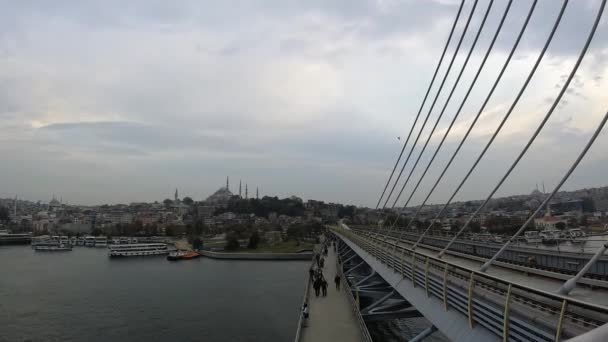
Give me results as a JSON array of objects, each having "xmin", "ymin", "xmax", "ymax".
[
  {"xmin": 439, "ymin": 0, "xmax": 604, "ymax": 258},
  {"xmin": 407, "ymin": 0, "xmax": 567, "ymax": 250},
  {"xmin": 375, "ymin": 0, "xmax": 466, "ymax": 210},
  {"xmin": 479, "ymin": 2, "xmax": 607, "ymax": 272},
  {"xmin": 381, "ymin": 0, "xmax": 480, "ymax": 210},
  {"xmin": 386, "ymin": 0, "xmax": 498, "ymax": 226}
]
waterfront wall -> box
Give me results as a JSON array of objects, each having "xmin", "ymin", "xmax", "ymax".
[{"xmin": 200, "ymin": 250, "xmax": 313, "ymax": 260}]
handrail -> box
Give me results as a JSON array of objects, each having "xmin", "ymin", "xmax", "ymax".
[
  {"xmin": 333, "ymin": 227, "xmax": 608, "ymax": 340},
  {"xmin": 336, "ymin": 244, "xmax": 374, "ymax": 342},
  {"xmin": 294, "ymin": 258, "xmax": 315, "ymax": 342},
  {"xmin": 353, "ymin": 228, "xmax": 608, "ymax": 314}
]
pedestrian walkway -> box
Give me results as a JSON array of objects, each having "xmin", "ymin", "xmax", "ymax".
[{"xmin": 300, "ymin": 244, "xmax": 366, "ymax": 342}]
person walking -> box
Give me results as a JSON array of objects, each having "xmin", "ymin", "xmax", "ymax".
[
  {"xmin": 313, "ymin": 278, "xmax": 321, "ymax": 297},
  {"xmin": 321, "ymin": 278, "xmax": 328, "ymax": 297},
  {"xmin": 320, "ymin": 257, "xmax": 325, "ymax": 269},
  {"xmin": 334, "ymin": 274, "xmax": 341, "ymax": 290}
]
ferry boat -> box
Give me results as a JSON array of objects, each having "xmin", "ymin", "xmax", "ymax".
[
  {"xmin": 31, "ymin": 235, "xmax": 59, "ymax": 248},
  {"xmin": 108, "ymin": 243, "xmax": 169, "ymax": 257},
  {"xmin": 59, "ymin": 236, "xmax": 69, "ymax": 245},
  {"xmin": 94, "ymin": 236, "xmax": 108, "ymax": 247},
  {"xmin": 35, "ymin": 243, "xmax": 72, "ymax": 252},
  {"xmin": 77, "ymin": 237, "xmax": 86, "ymax": 246},
  {"xmin": 70, "ymin": 237, "xmax": 78, "ymax": 246},
  {"xmin": 540, "ymin": 230, "xmax": 562, "ymax": 244},
  {"xmin": 524, "ymin": 230, "xmax": 542, "ymax": 244},
  {"xmin": 119, "ymin": 236, "xmax": 130, "ymax": 244},
  {"xmin": 167, "ymin": 250, "xmax": 200, "ymax": 261},
  {"xmin": 84, "ymin": 236, "xmax": 96, "ymax": 247}
]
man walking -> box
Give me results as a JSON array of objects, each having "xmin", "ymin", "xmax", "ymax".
[
  {"xmin": 334, "ymin": 274, "xmax": 341, "ymax": 290},
  {"xmin": 321, "ymin": 278, "xmax": 328, "ymax": 297}
]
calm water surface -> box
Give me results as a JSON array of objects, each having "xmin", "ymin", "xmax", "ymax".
[{"xmin": 0, "ymin": 246, "xmax": 309, "ymax": 342}]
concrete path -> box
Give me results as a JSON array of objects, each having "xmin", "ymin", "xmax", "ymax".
[{"xmin": 300, "ymin": 245, "xmax": 366, "ymax": 342}]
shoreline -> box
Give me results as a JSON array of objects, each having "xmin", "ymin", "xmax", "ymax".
[{"xmin": 199, "ymin": 249, "xmax": 313, "ymax": 260}]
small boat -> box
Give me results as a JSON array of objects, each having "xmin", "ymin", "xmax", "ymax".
[
  {"xmin": 167, "ymin": 250, "xmax": 200, "ymax": 261},
  {"xmin": 35, "ymin": 243, "xmax": 72, "ymax": 252}
]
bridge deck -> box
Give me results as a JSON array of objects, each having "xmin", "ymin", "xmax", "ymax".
[
  {"xmin": 300, "ymin": 246, "xmax": 366, "ymax": 342},
  {"xmin": 374, "ymin": 234, "xmax": 608, "ymax": 306}
]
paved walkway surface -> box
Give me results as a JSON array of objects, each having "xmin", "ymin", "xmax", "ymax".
[{"xmin": 300, "ymin": 245, "xmax": 365, "ymax": 342}]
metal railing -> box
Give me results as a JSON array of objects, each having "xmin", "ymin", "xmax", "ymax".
[
  {"xmin": 360, "ymin": 226, "xmax": 608, "ymax": 283},
  {"xmin": 294, "ymin": 258, "xmax": 315, "ymax": 342},
  {"xmin": 336, "ymin": 245, "xmax": 374, "ymax": 342},
  {"xmin": 333, "ymin": 227, "xmax": 608, "ymax": 342}
]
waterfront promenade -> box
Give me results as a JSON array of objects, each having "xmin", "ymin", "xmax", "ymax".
[{"xmin": 300, "ymin": 245, "xmax": 365, "ymax": 342}]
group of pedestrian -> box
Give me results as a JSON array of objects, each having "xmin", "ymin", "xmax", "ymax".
[{"xmin": 300, "ymin": 233, "xmax": 344, "ymax": 325}]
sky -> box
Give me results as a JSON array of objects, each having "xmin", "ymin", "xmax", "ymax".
[{"xmin": 0, "ymin": 0, "xmax": 607, "ymax": 207}]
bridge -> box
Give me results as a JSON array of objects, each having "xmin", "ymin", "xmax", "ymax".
[{"xmin": 295, "ymin": 0, "xmax": 608, "ymax": 340}]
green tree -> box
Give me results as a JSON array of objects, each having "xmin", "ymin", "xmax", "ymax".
[
  {"xmin": 163, "ymin": 198, "xmax": 173, "ymax": 208},
  {"xmin": 192, "ymin": 237, "xmax": 203, "ymax": 250},
  {"xmin": 248, "ymin": 231, "xmax": 260, "ymax": 249},
  {"xmin": 182, "ymin": 197, "xmax": 194, "ymax": 206},
  {"xmin": 0, "ymin": 206, "xmax": 9, "ymax": 222},
  {"xmin": 225, "ymin": 232, "xmax": 240, "ymax": 250}
]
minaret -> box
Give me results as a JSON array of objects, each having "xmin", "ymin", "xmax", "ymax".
[
  {"xmin": 175, "ymin": 188, "xmax": 179, "ymax": 201},
  {"xmin": 14, "ymin": 195, "xmax": 17, "ymax": 219},
  {"xmin": 256, "ymin": 187, "xmax": 259, "ymax": 200},
  {"xmin": 239, "ymin": 180, "xmax": 242, "ymax": 198},
  {"xmin": 226, "ymin": 176, "xmax": 230, "ymax": 191},
  {"xmin": 245, "ymin": 184, "xmax": 248, "ymax": 199}
]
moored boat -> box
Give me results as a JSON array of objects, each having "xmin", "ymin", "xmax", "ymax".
[
  {"xmin": 35, "ymin": 243, "xmax": 72, "ymax": 252},
  {"xmin": 108, "ymin": 243, "xmax": 169, "ymax": 257},
  {"xmin": 167, "ymin": 250, "xmax": 200, "ymax": 261}
]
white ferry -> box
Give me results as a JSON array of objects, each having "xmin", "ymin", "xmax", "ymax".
[
  {"xmin": 70, "ymin": 237, "xmax": 78, "ymax": 246},
  {"xmin": 84, "ymin": 236, "xmax": 96, "ymax": 247},
  {"xmin": 31, "ymin": 235, "xmax": 58, "ymax": 248},
  {"xmin": 35, "ymin": 243, "xmax": 72, "ymax": 252},
  {"xmin": 94, "ymin": 236, "xmax": 108, "ymax": 247},
  {"xmin": 108, "ymin": 243, "xmax": 169, "ymax": 257},
  {"xmin": 77, "ymin": 237, "xmax": 86, "ymax": 246},
  {"xmin": 524, "ymin": 230, "xmax": 542, "ymax": 244}
]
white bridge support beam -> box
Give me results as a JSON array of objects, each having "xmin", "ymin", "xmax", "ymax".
[
  {"xmin": 362, "ymin": 290, "xmax": 396, "ymax": 313},
  {"xmin": 335, "ymin": 232, "xmax": 499, "ymax": 342},
  {"xmin": 344, "ymin": 260, "xmax": 366, "ymax": 276},
  {"xmin": 354, "ymin": 271, "xmax": 377, "ymax": 287},
  {"xmin": 409, "ymin": 325, "xmax": 438, "ymax": 342}
]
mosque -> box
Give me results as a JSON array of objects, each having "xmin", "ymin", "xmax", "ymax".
[{"xmin": 203, "ymin": 177, "xmax": 259, "ymax": 208}]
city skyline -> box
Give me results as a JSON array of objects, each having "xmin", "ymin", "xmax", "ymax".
[{"xmin": 1, "ymin": 0, "xmax": 607, "ymax": 207}]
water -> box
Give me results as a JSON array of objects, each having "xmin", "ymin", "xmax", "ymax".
[{"xmin": 0, "ymin": 246, "xmax": 309, "ymax": 342}]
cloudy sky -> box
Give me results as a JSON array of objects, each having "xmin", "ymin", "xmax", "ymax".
[{"xmin": 0, "ymin": 0, "xmax": 607, "ymax": 207}]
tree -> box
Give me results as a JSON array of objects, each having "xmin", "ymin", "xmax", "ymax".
[
  {"xmin": 0, "ymin": 206, "xmax": 9, "ymax": 222},
  {"xmin": 163, "ymin": 198, "xmax": 173, "ymax": 208},
  {"xmin": 248, "ymin": 231, "xmax": 260, "ymax": 249},
  {"xmin": 225, "ymin": 232, "xmax": 240, "ymax": 250},
  {"xmin": 192, "ymin": 237, "xmax": 203, "ymax": 250},
  {"xmin": 182, "ymin": 197, "xmax": 194, "ymax": 206}
]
